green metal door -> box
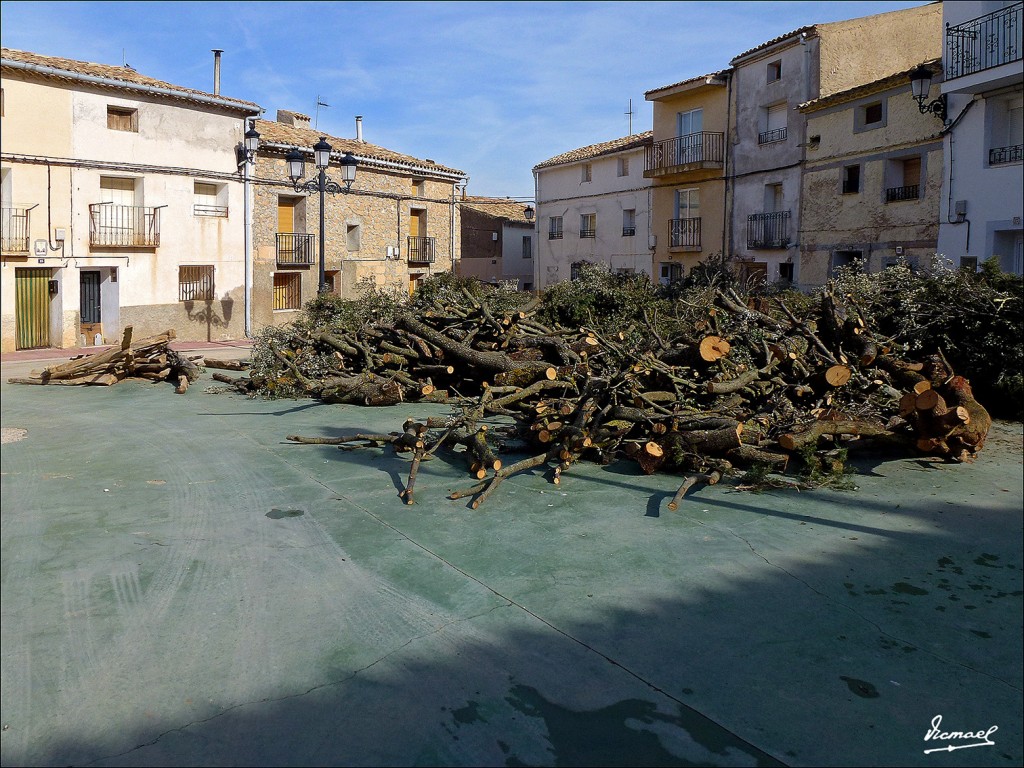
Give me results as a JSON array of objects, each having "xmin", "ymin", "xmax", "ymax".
[{"xmin": 15, "ymin": 268, "xmax": 51, "ymax": 349}]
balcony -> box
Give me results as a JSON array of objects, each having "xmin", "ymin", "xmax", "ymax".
[
  {"xmin": 622, "ymin": 226, "xmax": 636, "ymax": 237},
  {"xmin": 89, "ymin": 204, "xmax": 161, "ymax": 247},
  {"xmin": 668, "ymin": 217, "xmax": 701, "ymax": 250},
  {"xmin": 644, "ymin": 132, "xmax": 725, "ymax": 177},
  {"xmin": 945, "ymin": 2, "xmax": 1022, "ymax": 81},
  {"xmin": 990, "ymin": 144, "xmax": 1024, "ymax": 165},
  {"xmin": 1, "ymin": 206, "xmax": 31, "ymax": 253},
  {"xmin": 758, "ymin": 127, "xmax": 788, "ymax": 145},
  {"xmin": 746, "ymin": 211, "xmax": 790, "ymax": 249},
  {"xmin": 885, "ymin": 185, "xmax": 920, "ymax": 202},
  {"xmin": 579, "ymin": 228, "xmax": 596, "ymax": 239},
  {"xmin": 408, "ymin": 236, "xmax": 436, "ymax": 264},
  {"xmin": 276, "ymin": 233, "xmax": 315, "ymax": 265}
]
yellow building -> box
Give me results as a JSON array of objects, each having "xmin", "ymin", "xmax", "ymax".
[
  {"xmin": 251, "ymin": 112, "xmax": 466, "ymax": 323},
  {"xmin": 644, "ymin": 72, "xmax": 730, "ymax": 284}
]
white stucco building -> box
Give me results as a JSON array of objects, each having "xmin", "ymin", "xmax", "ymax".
[
  {"xmin": 937, "ymin": 1, "xmax": 1023, "ymax": 273},
  {"xmin": 1, "ymin": 48, "xmax": 261, "ymax": 352},
  {"xmin": 532, "ymin": 132, "xmax": 653, "ymax": 289}
]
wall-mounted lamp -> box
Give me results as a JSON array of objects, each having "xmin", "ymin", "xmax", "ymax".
[
  {"xmin": 908, "ymin": 65, "xmax": 947, "ymax": 124},
  {"xmin": 524, "ymin": 205, "xmax": 535, "ymax": 222},
  {"xmin": 237, "ymin": 122, "xmax": 260, "ymax": 166}
]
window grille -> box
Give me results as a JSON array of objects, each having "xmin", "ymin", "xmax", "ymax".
[
  {"xmin": 179, "ymin": 265, "xmax": 214, "ymax": 301},
  {"xmin": 273, "ymin": 273, "xmax": 301, "ymax": 310}
]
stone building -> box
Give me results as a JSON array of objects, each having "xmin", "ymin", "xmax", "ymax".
[
  {"xmin": 1, "ymin": 47, "xmax": 260, "ymax": 351},
  {"xmin": 798, "ymin": 60, "xmax": 944, "ymax": 288},
  {"xmin": 457, "ymin": 196, "xmax": 535, "ymax": 290},
  {"xmin": 532, "ymin": 132, "xmax": 654, "ymax": 288},
  {"xmin": 251, "ymin": 112, "xmax": 467, "ymax": 325}
]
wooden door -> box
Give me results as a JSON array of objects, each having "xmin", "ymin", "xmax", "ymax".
[{"xmin": 15, "ymin": 268, "xmax": 50, "ymax": 349}]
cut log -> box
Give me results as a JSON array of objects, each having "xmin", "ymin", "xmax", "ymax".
[
  {"xmin": 822, "ymin": 365, "xmax": 852, "ymax": 388},
  {"xmin": 699, "ymin": 335, "xmax": 731, "ymax": 362},
  {"xmin": 203, "ymin": 358, "xmax": 247, "ymax": 371}
]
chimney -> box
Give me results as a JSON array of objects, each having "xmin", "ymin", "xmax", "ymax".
[
  {"xmin": 355, "ymin": 115, "xmax": 363, "ymax": 142},
  {"xmin": 212, "ymin": 49, "xmax": 223, "ymax": 95},
  {"xmin": 277, "ymin": 110, "xmax": 312, "ymax": 130}
]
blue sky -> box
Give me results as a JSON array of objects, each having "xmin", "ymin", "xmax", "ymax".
[{"xmin": 1, "ymin": 1, "xmax": 929, "ymax": 198}]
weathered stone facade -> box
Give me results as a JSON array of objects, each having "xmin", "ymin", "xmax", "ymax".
[{"xmin": 250, "ymin": 117, "xmax": 465, "ymax": 329}]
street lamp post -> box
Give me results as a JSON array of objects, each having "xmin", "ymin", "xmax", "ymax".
[
  {"xmin": 286, "ymin": 137, "xmax": 358, "ymax": 294},
  {"xmin": 240, "ymin": 122, "xmax": 260, "ymax": 336}
]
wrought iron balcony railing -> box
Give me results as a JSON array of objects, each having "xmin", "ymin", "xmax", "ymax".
[
  {"xmin": 746, "ymin": 211, "xmax": 790, "ymax": 249},
  {"xmin": 276, "ymin": 232, "xmax": 315, "ymax": 265},
  {"xmin": 669, "ymin": 217, "xmax": 701, "ymax": 249},
  {"xmin": 548, "ymin": 230, "xmax": 563, "ymax": 240},
  {"xmin": 1, "ymin": 206, "xmax": 31, "ymax": 253},
  {"xmin": 644, "ymin": 132, "xmax": 725, "ymax": 173},
  {"xmin": 990, "ymin": 144, "xmax": 1023, "ymax": 165},
  {"xmin": 758, "ymin": 127, "xmax": 788, "ymax": 145},
  {"xmin": 89, "ymin": 203, "xmax": 161, "ymax": 247},
  {"xmin": 885, "ymin": 185, "xmax": 920, "ymax": 202},
  {"xmin": 945, "ymin": 2, "xmax": 1022, "ymax": 80},
  {"xmin": 408, "ymin": 236, "xmax": 436, "ymax": 263}
]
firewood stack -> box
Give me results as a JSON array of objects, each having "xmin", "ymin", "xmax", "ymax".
[
  {"xmin": 8, "ymin": 327, "xmax": 200, "ymax": 394},
  {"xmin": 258, "ymin": 282, "xmax": 991, "ymax": 508}
]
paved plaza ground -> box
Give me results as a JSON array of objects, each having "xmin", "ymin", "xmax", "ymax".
[{"xmin": 1, "ymin": 345, "xmax": 1021, "ymax": 767}]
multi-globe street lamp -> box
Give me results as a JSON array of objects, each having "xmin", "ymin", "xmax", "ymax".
[{"xmin": 285, "ymin": 138, "xmax": 358, "ymax": 294}]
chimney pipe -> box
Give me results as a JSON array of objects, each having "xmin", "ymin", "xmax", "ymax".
[
  {"xmin": 355, "ymin": 115, "xmax": 363, "ymax": 142},
  {"xmin": 212, "ymin": 49, "xmax": 223, "ymax": 95}
]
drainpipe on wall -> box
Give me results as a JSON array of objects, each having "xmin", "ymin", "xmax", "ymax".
[{"xmin": 243, "ymin": 134, "xmax": 253, "ymax": 337}]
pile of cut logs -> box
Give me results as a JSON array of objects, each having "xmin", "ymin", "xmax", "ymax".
[
  {"xmin": 8, "ymin": 328, "xmax": 202, "ymax": 393},
  {"xmin": 233, "ymin": 284, "xmax": 992, "ymax": 509}
]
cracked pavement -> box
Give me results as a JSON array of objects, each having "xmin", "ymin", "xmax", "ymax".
[{"xmin": 1, "ymin": 353, "xmax": 1021, "ymax": 767}]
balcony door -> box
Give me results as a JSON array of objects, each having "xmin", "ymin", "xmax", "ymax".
[
  {"xmin": 98, "ymin": 177, "xmax": 136, "ymax": 243},
  {"xmin": 676, "ymin": 108, "xmax": 703, "ymax": 165},
  {"xmin": 673, "ymin": 189, "xmax": 700, "ymax": 248}
]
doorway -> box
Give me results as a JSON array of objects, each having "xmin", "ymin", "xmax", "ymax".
[
  {"xmin": 80, "ymin": 270, "xmax": 102, "ymax": 345},
  {"xmin": 15, "ymin": 267, "xmax": 51, "ymax": 349}
]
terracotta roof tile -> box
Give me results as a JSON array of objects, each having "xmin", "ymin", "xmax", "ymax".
[
  {"xmin": 1, "ymin": 47, "xmax": 260, "ymax": 110},
  {"xmin": 255, "ymin": 119, "xmax": 466, "ymax": 178},
  {"xmin": 460, "ymin": 196, "xmax": 533, "ymax": 223},
  {"xmin": 645, "ymin": 70, "xmax": 730, "ymax": 98},
  {"xmin": 533, "ymin": 131, "xmax": 653, "ymax": 171},
  {"xmin": 730, "ymin": 26, "xmax": 817, "ymax": 63}
]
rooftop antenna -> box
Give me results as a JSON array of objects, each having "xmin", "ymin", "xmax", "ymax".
[
  {"xmin": 625, "ymin": 98, "xmax": 635, "ymax": 136},
  {"xmin": 315, "ymin": 96, "xmax": 330, "ymax": 130}
]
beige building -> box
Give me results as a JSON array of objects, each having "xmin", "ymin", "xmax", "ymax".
[
  {"xmin": 798, "ymin": 61, "xmax": 944, "ymax": 287},
  {"xmin": 727, "ymin": 3, "xmax": 942, "ymax": 285},
  {"xmin": 1, "ymin": 48, "xmax": 260, "ymax": 352},
  {"xmin": 644, "ymin": 72, "xmax": 730, "ymax": 284},
  {"xmin": 251, "ymin": 112, "xmax": 466, "ymax": 322}
]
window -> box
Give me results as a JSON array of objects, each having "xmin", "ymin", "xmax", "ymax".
[
  {"xmin": 831, "ymin": 250, "xmax": 863, "ymax": 275},
  {"xmin": 842, "ymin": 165, "xmax": 860, "ymax": 194},
  {"xmin": 855, "ymin": 100, "xmax": 886, "ymax": 132},
  {"xmin": 778, "ymin": 262, "xmax": 795, "ymax": 283},
  {"xmin": 548, "ymin": 216, "xmax": 563, "ymax": 240},
  {"xmin": 764, "ymin": 183, "xmax": 784, "ymax": 212},
  {"xmin": 617, "ymin": 157, "xmax": 629, "ymax": 177},
  {"xmin": 581, "ymin": 163, "xmax": 592, "ymax": 183},
  {"xmin": 273, "ymin": 272, "xmax": 301, "ymax": 310},
  {"xmin": 886, "ymin": 156, "xmax": 921, "ymax": 202},
  {"xmin": 347, "ymin": 223, "xmax": 361, "ymax": 251},
  {"xmin": 622, "ymin": 209, "xmax": 636, "ymax": 237},
  {"xmin": 522, "ymin": 235, "xmax": 532, "ymax": 259},
  {"xmin": 194, "ymin": 182, "xmax": 227, "ymax": 217},
  {"xmin": 580, "ymin": 213, "xmax": 596, "ymax": 238},
  {"xmin": 759, "ymin": 103, "xmax": 788, "ymax": 144},
  {"xmin": 767, "ymin": 60, "xmax": 782, "ymax": 82},
  {"xmin": 412, "ymin": 179, "xmax": 425, "ymax": 197},
  {"xmin": 570, "ymin": 261, "xmax": 586, "ymax": 280},
  {"xmin": 960, "ymin": 256, "xmax": 979, "ymax": 272},
  {"xmin": 988, "ymin": 95, "xmax": 1023, "ymax": 165},
  {"xmin": 178, "ymin": 265, "xmax": 214, "ymax": 301},
  {"xmin": 659, "ymin": 263, "xmax": 682, "ymax": 286},
  {"xmin": 107, "ymin": 106, "xmax": 138, "ymax": 132},
  {"xmin": 672, "ymin": 189, "xmax": 700, "ymax": 248}
]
